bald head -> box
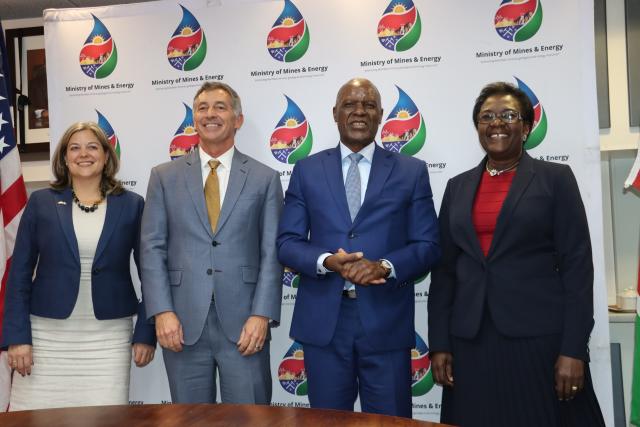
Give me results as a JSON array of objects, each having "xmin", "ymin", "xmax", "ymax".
[{"xmin": 335, "ymin": 78, "xmax": 381, "ymax": 106}]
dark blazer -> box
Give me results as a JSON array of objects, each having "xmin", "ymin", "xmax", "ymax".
[
  {"xmin": 277, "ymin": 144, "xmax": 441, "ymax": 351},
  {"xmin": 428, "ymin": 152, "xmax": 594, "ymax": 361},
  {"xmin": 1, "ymin": 187, "xmax": 156, "ymax": 348}
]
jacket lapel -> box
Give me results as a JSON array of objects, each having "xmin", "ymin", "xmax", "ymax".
[
  {"xmin": 353, "ymin": 144, "xmax": 393, "ymax": 228},
  {"xmin": 458, "ymin": 160, "xmax": 486, "ymax": 262},
  {"xmin": 94, "ymin": 192, "xmax": 124, "ymax": 262},
  {"xmin": 322, "ymin": 146, "xmax": 351, "ymax": 226},
  {"xmin": 215, "ymin": 149, "xmax": 248, "ymax": 236},
  {"xmin": 487, "ymin": 152, "xmax": 535, "ymax": 258},
  {"xmin": 54, "ymin": 188, "xmax": 79, "ymax": 265},
  {"xmin": 184, "ymin": 149, "xmax": 214, "ymax": 238}
]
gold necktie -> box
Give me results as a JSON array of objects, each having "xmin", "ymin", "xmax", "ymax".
[{"xmin": 204, "ymin": 160, "xmax": 221, "ymax": 232}]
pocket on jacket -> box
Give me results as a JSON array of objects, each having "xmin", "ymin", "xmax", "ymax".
[
  {"xmin": 169, "ymin": 270, "xmax": 182, "ymax": 286},
  {"xmin": 241, "ymin": 266, "xmax": 258, "ymax": 284}
]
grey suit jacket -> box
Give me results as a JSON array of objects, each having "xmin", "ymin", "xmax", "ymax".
[{"xmin": 141, "ymin": 148, "xmax": 283, "ymax": 345}]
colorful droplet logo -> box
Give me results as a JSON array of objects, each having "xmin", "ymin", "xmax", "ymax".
[
  {"xmin": 282, "ymin": 267, "xmax": 300, "ymax": 288},
  {"xmin": 167, "ymin": 5, "xmax": 207, "ymax": 71},
  {"xmin": 411, "ymin": 332, "xmax": 434, "ymax": 396},
  {"xmin": 278, "ymin": 341, "xmax": 307, "ymax": 395},
  {"xmin": 515, "ymin": 77, "xmax": 547, "ymax": 149},
  {"xmin": 79, "ymin": 15, "xmax": 117, "ymax": 79},
  {"xmin": 169, "ymin": 103, "xmax": 199, "ymax": 160},
  {"xmin": 96, "ymin": 110, "xmax": 120, "ymax": 158},
  {"xmin": 267, "ymin": 0, "xmax": 310, "ymax": 62},
  {"xmin": 377, "ymin": 0, "xmax": 422, "ymax": 52},
  {"xmin": 494, "ymin": 0, "xmax": 543, "ymax": 42},
  {"xmin": 270, "ymin": 96, "xmax": 313, "ymax": 164},
  {"xmin": 381, "ymin": 86, "xmax": 426, "ymax": 156}
]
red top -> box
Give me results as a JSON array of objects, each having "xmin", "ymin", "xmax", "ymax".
[{"xmin": 472, "ymin": 169, "xmax": 516, "ymax": 256}]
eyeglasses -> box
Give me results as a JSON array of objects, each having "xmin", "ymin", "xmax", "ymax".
[{"xmin": 477, "ymin": 110, "xmax": 522, "ymax": 124}]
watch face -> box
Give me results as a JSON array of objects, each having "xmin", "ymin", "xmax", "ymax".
[{"xmin": 380, "ymin": 260, "xmax": 392, "ymax": 277}]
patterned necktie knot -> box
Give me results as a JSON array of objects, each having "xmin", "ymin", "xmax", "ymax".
[{"xmin": 348, "ymin": 152, "xmax": 364, "ymax": 165}]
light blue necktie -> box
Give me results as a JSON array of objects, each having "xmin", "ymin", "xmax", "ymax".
[
  {"xmin": 343, "ymin": 153, "xmax": 363, "ymax": 294},
  {"xmin": 345, "ymin": 152, "xmax": 364, "ymax": 221}
]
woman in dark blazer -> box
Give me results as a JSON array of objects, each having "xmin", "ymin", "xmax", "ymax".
[
  {"xmin": 428, "ymin": 82, "xmax": 604, "ymax": 426},
  {"xmin": 2, "ymin": 122, "xmax": 155, "ymax": 410}
]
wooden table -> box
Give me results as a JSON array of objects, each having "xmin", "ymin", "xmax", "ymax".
[{"xmin": 0, "ymin": 403, "xmax": 453, "ymax": 426}]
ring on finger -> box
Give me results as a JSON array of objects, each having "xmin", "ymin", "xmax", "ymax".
[{"xmin": 570, "ymin": 385, "xmax": 578, "ymax": 391}]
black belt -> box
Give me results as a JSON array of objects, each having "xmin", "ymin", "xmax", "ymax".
[{"xmin": 342, "ymin": 289, "xmax": 356, "ymax": 299}]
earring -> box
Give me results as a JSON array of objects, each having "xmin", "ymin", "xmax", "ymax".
[{"xmin": 522, "ymin": 135, "xmax": 528, "ymax": 141}]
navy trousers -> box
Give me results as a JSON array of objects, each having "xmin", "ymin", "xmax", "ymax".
[{"xmin": 302, "ymin": 296, "xmax": 412, "ymax": 418}]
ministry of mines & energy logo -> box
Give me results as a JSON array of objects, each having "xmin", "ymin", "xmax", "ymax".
[
  {"xmin": 169, "ymin": 103, "xmax": 199, "ymax": 160},
  {"xmin": 96, "ymin": 109, "xmax": 120, "ymax": 158},
  {"xmin": 412, "ymin": 332, "xmax": 434, "ymax": 396},
  {"xmin": 514, "ymin": 77, "xmax": 547, "ymax": 149},
  {"xmin": 79, "ymin": 15, "xmax": 117, "ymax": 79},
  {"xmin": 267, "ymin": 0, "xmax": 310, "ymax": 62},
  {"xmin": 270, "ymin": 95, "xmax": 313, "ymax": 164},
  {"xmin": 377, "ymin": 0, "xmax": 421, "ymax": 52},
  {"xmin": 282, "ymin": 267, "xmax": 300, "ymax": 288},
  {"xmin": 381, "ymin": 86, "xmax": 426, "ymax": 156},
  {"xmin": 167, "ymin": 5, "xmax": 207, "ymax": 71},
  {"xmin": 278, "ymin": 341, "xmax": 307, "ymax": 396},
  {"xmin": 494, "ymin": 0, "xmax": 543, "ymax": 42}
]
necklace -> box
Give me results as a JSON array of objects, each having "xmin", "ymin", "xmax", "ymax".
[
  {"xmin": 72, "ymin": 189, "xmax": 105, "ymax": 213},
  {"xmin": 486, "ymin": 159, "xmax": 519, "ymax": 177}
]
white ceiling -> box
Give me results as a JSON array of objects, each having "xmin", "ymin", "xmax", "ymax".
[{"xmin": 0, "ymin": 0, "xmax": 156, "ymax": 20}]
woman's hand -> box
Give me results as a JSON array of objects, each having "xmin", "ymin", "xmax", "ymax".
[
  {"xmin": 132, "ymin": 343, "xmax": 155, "ymax": 367},
  {"xmin": 431, "ymin": 351, "xmax": 454, "ymax": 387},
  {"xmin": 8, "ymin": 344, "xmax": 33, "ymax": 377},
  {"xmin": 554, "ymin": 355, "xmax": 584, "ymax": 400}
]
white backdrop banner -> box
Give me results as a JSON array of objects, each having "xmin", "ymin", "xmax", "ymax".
[{"xmin": 43, "ymin": 0, "xmax": 612, "ymax": 423}]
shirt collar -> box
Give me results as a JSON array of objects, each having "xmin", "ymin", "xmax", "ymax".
[
  {"xmin": 339, "ymin": 141, "xmax": 375, "ymax": 164},
  {"xmin": 199, "ymin": 145, "xmax": 235, "ymax": 172}
]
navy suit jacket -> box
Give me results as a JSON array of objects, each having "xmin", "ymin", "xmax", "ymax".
[
  {"xmin": 1, "ymin": 187, "xmax": 156, "ymax": 348},
  {"xmin": 428, "ymin": 153, "xmax": 594, "ymax": 361},
  {"xmin": 277, "ymin": 144, "xmax": 440, "ymax": 351}
]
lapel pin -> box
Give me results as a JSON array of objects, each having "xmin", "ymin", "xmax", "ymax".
[{"xmin": 57, "ymin": 201, "xmax": 67, "ymax": 205}]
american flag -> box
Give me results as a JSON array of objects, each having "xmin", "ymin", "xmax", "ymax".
[
  {"xmin": 626, "ymin": 142, "xmax": 640, "ymax": 426},
  {"xmin": 0, "ymin": 22, "xmax": 27, "ymax": 411},
  {"xmin": 624, "ymin": 145, "xmax": 640, "ymax": 192}
]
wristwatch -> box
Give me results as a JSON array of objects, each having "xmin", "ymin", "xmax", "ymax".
[{"xmin": 378, "ymin": 259, "xmax": 392, "ymax": 278}]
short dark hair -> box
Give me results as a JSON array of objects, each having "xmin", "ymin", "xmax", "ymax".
[
  {"xmin": 50, "ymin": 121, "xmax": 123, "ymax": 195},
  {"xmin": 472, "ymin": 81, "xmax": 534, "ymax": 130},
  {"xmin": 193, "ymin": 82, "xmax": 242, "ymax": 116}
]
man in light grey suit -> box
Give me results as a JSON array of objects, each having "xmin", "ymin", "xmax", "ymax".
[{"xmin": 141, "ymin": 82, "xmax": 283, "ymax": 404}]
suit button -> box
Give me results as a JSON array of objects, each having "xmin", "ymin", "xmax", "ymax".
[
  {"xmin": 212, "ymin": 241, "xmax": 219, "ymax": 247},
  {"xmin": 348, "ymin": 233, "xmax": 356, "ymax": 239},
  {"xmin": 207, "ymin": 269, "xmax": 213, "ymax": 275},
  {"xmin": 92, "ymin": 268, "xmax": 100, "ymax": 275}
]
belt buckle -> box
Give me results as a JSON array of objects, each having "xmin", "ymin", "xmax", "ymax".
[{"xmin": 342, "ymin": 289, "xmax": 357, "ymax": 299}]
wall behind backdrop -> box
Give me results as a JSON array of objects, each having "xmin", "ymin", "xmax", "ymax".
[{"xmin": 43, "ymin": 0, "xmax": 613, "ymax": 423}]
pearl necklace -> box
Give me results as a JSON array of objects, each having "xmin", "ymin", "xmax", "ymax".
[
  {"xmin": 72, "ymin": 189, "xmax": 105, "ymax": 213},
  {"xmin": 485, "ymin": 160, "xmax": 519, "ymax": 177}
]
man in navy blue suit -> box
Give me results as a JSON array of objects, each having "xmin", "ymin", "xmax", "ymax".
[{"xmin": 277, "ymin": 78, "xmax": 440, "ymax": 418}]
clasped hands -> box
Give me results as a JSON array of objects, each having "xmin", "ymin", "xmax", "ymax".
[{"xmin": 324, "ymin": 248, "xmax": 388, "ymax": 286}]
